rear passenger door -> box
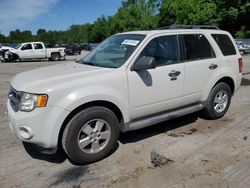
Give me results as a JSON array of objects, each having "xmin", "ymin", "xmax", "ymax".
[
  {"xmin": 33, "ymin": 43, "xmax": 46, "ymax": 59},
  {"xmin": 181, "ymin": 33, "xmax": 218, "ymax": 106}
]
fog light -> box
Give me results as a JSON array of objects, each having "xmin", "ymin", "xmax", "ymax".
[{"xmin": 19, "ymin": 126, "xmax": 33, "ymax": 140}]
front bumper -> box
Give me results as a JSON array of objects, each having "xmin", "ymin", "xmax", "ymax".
[{"xmin": 7, "ymin": 99, "xmax": 70, "ymax": 148}]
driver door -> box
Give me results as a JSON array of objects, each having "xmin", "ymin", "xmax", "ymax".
[
  {"xmin": 19, "ymin": 43, "xmax": 33, "ymax": 59},
  {"xmin": 127, "ymin": 35, "xmax": 184, "ymax": 120}
]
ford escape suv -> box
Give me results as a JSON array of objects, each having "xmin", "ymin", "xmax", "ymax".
[{"xmin": 7, "ymin": 25, "xmax": 242, "ymax": 165}]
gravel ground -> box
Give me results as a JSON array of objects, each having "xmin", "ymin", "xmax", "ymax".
[{"xmin": 0, "ymin": 54, "xmax": 250, "ymax": 188}]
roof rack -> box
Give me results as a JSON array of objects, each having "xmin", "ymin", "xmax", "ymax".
[{"xmin": 169, "ymin": 24, "xmax": 220, "ymax": 30}]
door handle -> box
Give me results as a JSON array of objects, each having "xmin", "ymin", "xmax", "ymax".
[
  {"xmin": 168, "ymin": 70, "xmax": 181, "ymax": 77},
  {"xmin": 209, "ymin": 64, "xmax": 218, "ymax": 70}
]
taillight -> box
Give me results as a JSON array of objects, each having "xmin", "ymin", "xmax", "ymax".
[{"xmin": 238, "ymin": 58, "xmax": 243, "ymax": 73}]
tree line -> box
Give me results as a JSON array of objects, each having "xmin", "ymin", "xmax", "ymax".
[{"xmin": 0, "ymin": 0, "xmax": 249, "ymax": 45}]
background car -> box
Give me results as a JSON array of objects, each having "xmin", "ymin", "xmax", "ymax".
[
  {"xmin": 64, "ymin": 44, "xmax": 81, "ymax": 55},
  {"xmin": 80, "ymin": 43, "xmax": 92, "ymax": 51},
  {"xmin": 0, "ymin": 45, "xmax": 15, "ymax": 51},
  {"xmin": 236, "ymin": 41, "xmax": 250, "ymax": 54}
]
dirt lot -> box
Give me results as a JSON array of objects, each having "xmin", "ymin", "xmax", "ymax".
[{"xmin": 0, "ymin": 55, "xmax": 250, "ymax": 188}]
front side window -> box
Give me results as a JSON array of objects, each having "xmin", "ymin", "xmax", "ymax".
[
  {"xmin": 212, "ymin": 34, "xmax": 236, "ymax": 56},
  {"xmin": 139, "ymin": 35, "xmax": 179, "ymax": 66},
  {"xmin": 80, "ymin": 34, "xmax": 145, "ymax": 68},
  {"xmin": 183, "ymin": 34, "xmax": 215, "ymax": 61},
  {"xmin": 21, "ymin": 44, "xmax": 32, "ymax": 50}
]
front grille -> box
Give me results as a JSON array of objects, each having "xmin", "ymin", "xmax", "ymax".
[{"xmin": 8, "ymin": 87, "xmax": 21, "ymax": 112}]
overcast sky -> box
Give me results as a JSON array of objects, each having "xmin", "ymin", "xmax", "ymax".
[{"xmin": 0, "ymin": 0, "xmax": 122, "ymax": 36}]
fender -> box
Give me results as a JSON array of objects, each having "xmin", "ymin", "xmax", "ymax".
[
  {"xmin": 6, "ymin": 51, "xmax": 19, "ymax": 62},
  {"xmin": 201, "ymin": 67, "xmax": 236, "ymax": 101},
  {"xmin": 54, "ymin": 85, "xmax": 130, "ymax": 123}
]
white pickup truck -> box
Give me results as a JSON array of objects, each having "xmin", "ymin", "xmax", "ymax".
[{"xmin": 6, "ymin": 42, "xmax": 65, "ymax": 62}]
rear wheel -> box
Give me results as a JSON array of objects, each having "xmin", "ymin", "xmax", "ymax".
[
  {"xmin": 51, "ymin": 53, "xmax": 60, "ymax": 61},
  {"xmin": 62, "ymin": 106, "xmax": 119, "ymax": 165},
  {"xmin": 202, "ymin": 82, "xmax": 231, "ymax": 119}
]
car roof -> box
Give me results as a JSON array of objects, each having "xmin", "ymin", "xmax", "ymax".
[
  {"xmin": 21, "ymin": 42, "xmax": 43, "ymax": 45},
  {"xmin": 117, "ymin": 29, "xmax": 230, "ymax": 37}
]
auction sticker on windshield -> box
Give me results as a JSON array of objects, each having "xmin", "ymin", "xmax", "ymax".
[{"xmin": 122, "ymin": 39, "xmax": 140, "ymax": 46}]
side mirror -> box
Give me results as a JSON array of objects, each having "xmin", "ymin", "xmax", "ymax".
[{"xmin": 132, "ymin": 56, "xmax": 156, "ymax": 71}]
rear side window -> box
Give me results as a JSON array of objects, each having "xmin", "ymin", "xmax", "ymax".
[
  {"xmin": 183, "ymin": 34, "xmax": 215, "ymax": 61},
  {"xmin": 34, "ymin": 43, "xmax": 43, "ymax": 49},
  {"xmin": 212, "ymin": 34, "xmax": 236, "ymax": 56}
]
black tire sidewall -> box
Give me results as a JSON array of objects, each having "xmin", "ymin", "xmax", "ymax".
[
  {"xmin": 63, "ymin": 107, "xmax": 119, "ymax": 164},
  {"xmin": 205, "ymin": 82, "xmax": 232, "ymax": 119}
]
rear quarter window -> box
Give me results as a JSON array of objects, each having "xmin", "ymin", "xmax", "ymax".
[
  {"xmin": 211, "ymin": 34, "xmax": 236, "ymax": 56},
  {"xmin": 183, "ymin": 34, "xmax": 215, "ymax": 61}
]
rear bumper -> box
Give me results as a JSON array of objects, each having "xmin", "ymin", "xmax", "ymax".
[{"xmin": 235, "ymin": 74, "xmax": 242, "ymax": 93}]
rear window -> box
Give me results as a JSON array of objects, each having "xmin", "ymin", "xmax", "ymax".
[
  {"xmin": 183, "ymin": 34, "xmax": 215, "ymax": 61},
  {"xmin": 211, "ymin": 34, "xmax": 236, "ymax": 56},
  {"xmin": 34, "ymin": 43, "xmax": 43, "ymax": 49}
]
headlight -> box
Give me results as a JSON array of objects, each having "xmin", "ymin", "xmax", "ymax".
[{"xmin": 19, "ymin": 93, "xmax": 48, "ymax": 112}]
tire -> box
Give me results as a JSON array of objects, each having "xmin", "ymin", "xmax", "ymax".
[
  {"xmin": 51, "ymin": 53, "xmax": 60, "ymax": 61},
  {"xmin": 62, "ymin": 106, "xmax": 120, "ymax": 165},
  {"xmin": 202, "ymin": 82, "xmax": 232, "ymax": 119}
]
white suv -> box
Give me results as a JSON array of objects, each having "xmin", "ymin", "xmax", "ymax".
[{"xmin": 7, "ymin": 25, "xmax": 242, "ymax": 164}]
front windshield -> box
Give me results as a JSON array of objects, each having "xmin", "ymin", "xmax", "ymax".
[
  {"xmin": 80, "ymin": 34, "xmax": 145, "ymax": 68},
  {"xmin": 14, "ymin": 44, "xmax": 22, "ymax": 49}
]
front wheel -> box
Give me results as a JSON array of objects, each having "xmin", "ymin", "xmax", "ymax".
[
  {"xmin": 202, "ymin": 82, "xmax": 232, "ymax": 119},
  {"xmin": 62, "ymin": 106, "xmax": 120, "ymax": 165}
]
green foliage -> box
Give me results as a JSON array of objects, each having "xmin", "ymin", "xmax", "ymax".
[
  {"xmin": 0, "ymin": 0, "xmax": 249, "ymax": 44},
  {"xmin": 89, "ymin": 16, "xmax": 110, "ymax": 42},
  {"xmin": 110, "ymin": 0, "xmax": 159, "ymax": 33},
  {"xmin": 159, "ymin": 0, "xmax": 221, "ymax": 26},
  {"xmin": 235, "ymin": 26, "xmax": 250, "ymax": 38},
  {"xmin": 0, "ymin": 33, "xmax": 6, "ymax": 43}
]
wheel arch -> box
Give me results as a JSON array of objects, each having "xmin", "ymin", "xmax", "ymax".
[
  {"xmin": 202, "ymin": 75, "xmax": 236, "ymax": 102},
  {"xmin": 12, "ymin": 52, "xmax": 20, "ymax": 60},
  {"xmin": 213, "ymin": 76, "xmax": 235, "ymax": 95},
  {"xmin": 51, "ymin": 52, "xmax": 60, "ymax": 56},
  {"xmin": 57, "ymin": 100, "xmax": 124, "ymax": 148},
  {"xmin": 51, "ymin": 52, "xmax": 61, "ymax": 60}
]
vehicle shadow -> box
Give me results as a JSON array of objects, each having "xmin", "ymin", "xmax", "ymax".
[
  {"xmin": 22, "ymin": 114, "xmax": 198, "ymax": 165},
  {"xmin": 119, "ymin": 112, "xmax": 199, "ymax": 144},
  {"xmin": 22, "ymin": 139, "xmax": 119, "ymax": 166},
  {"xmin": 22, "ymin": 142, "xmax": 67, "ymax": 164}
]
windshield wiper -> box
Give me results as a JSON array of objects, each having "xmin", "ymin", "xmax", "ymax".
[
  {"xmin": 83, "ymin": 62, "xmax": 97, "ymax": 66},
  {"xmin": 76, "ymin": 59, "xmax": 116, "ymax": 68},
  {"xmin": 76, "ymin": 59, "xmax": 98, "ymax": 66}
]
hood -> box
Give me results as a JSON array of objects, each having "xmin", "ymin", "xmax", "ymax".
[
  {"xmin": 11, "ymin": 61, "xmax": 113, "ymax": 93},
  {"xmin": 0, "ymin": 46, "xmax": 14, "ymax": 51}
]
